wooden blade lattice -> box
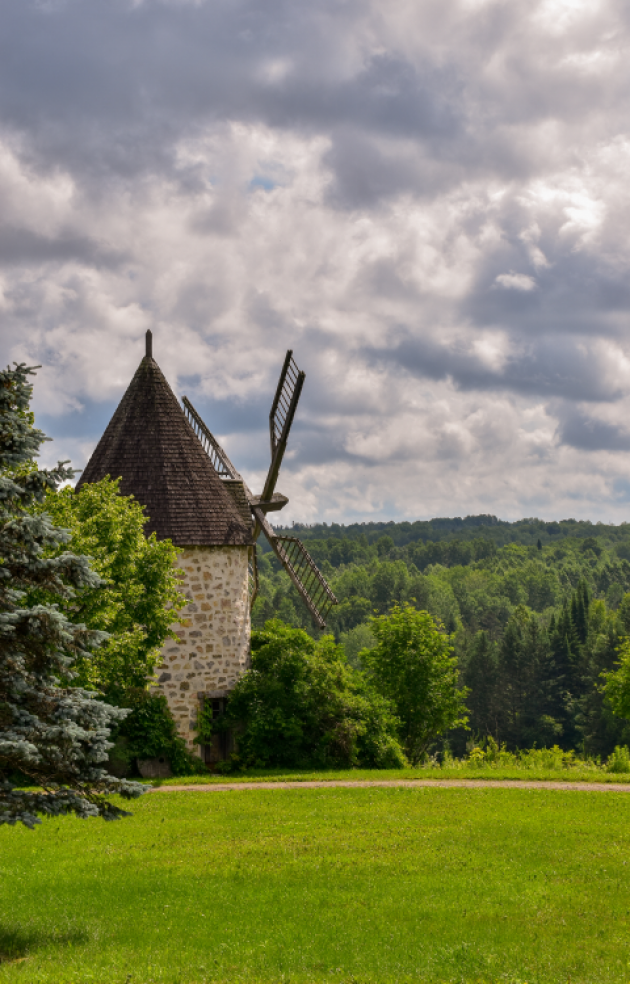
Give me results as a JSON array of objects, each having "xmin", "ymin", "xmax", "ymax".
[
  {"xmin": 248, "ymin": 546, "xmax": 259, "ymax": 606},
  {"xmin": 269, "ymin": 351, "xmax": 303, "ymax": 457},
  {"xmin": 182, "ymin": 397, "xmax": 241, "ymax": 480},
  {"xmin": 271, "ymin": 534, "xmax": 337, "ymax": 626}
]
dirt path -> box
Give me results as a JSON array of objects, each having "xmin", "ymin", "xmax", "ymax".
[{"xmin": 151, "ymin": 778, "xmax": 630, "ymax": 793}]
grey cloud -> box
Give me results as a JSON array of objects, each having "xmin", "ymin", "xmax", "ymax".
[
  {"xmin": 323, "ymin": 130, "xmax": 451, "ymax": 209},
  {"xmin": 1, "ymin": 3, "xmax": 459, "ymax": 175},
  {"xmin": 557, "ymin": 408, "xmax": 630, "ymax": 452},
  {"xmin": 464, "ymin": 253, "xmax": 630, "ymax": 340},
  {"xmin": 3, "ymin": 0, "xmax": 624, "ymax": 191},
  {"xmin": 0, "ymin": 225, "xmax": 126, "ymax": 268},
  {"xmin": 285, "ymin": 423, "xmax": 375, "ymax": 470},
  {"xmin": 372, "ymin": 332, "xmax": 624, "ymax": 403}
]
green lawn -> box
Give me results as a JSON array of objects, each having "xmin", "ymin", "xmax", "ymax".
[
  {"xmin": 1, "ymin": 786, "xmax": 629, "ymax": 983},
  {"xmin": 153, "ymin": 765, "xmax": 630, "ymax": 785}
]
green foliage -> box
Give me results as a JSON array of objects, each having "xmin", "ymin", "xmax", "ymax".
[
  {"xmin": 606, "ymin": 744, "xmax": 630, "ymax": 773},
  {"xmin": 603, "ymin": 637, "xmax": 630, "ymax": 721},
  {"xmin": 280, "ymin": 513, "xmax": 630, "ymax": 553},
  {"xmin": 33, "ymin": 469, "xmax": 193, "ymax": 775},
  {"xmin": 255, "ymin": 517, "xmax": 630, "ymax": 757},
  {"xmin": 36, "ymin": 476, "xmax": 192, "ymax": 774},
  {"xmin": 442, "ymin": 741, "xmax": 592, "ymax": 772},
  {"xmin": 39, "ymin": 478, "xmax": 184, "ymax": 697},
  {"xmin": 157, "ymin": 741, "xmax": 630, "ymax": 783},
  {"xmin": 111, "ymin": 690, "xmax": 205, "ymax": 777},
  {"xmin": 462, "ymin": 630, "xmax": 498, "ymax": 736},
  {"xmin": 339, "ymin": 621, "xmax": 375, "ymax": 668},
  {"xmin": 0, "ymin": 364, "xmax": 144, "ymax": 827},
  {"xmin": 362, "ymin": 604, "xmax": 468, "ymax": 763},
  {"xmin": 213, "ymin": 620, "xmax": 407, "ymax": 770}
]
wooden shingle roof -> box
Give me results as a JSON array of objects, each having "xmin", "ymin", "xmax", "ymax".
[{"xmin": 77, "ymin": 341, "xmax": 253, "ymax": 547}]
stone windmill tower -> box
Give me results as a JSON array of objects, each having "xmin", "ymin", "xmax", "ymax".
[{"xmin": 78, "ymin": 332, "xmax": 337, "ymax": 760}]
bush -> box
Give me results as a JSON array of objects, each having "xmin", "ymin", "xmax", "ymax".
[
  {"xmin": 439, "ymin": 741, "xmax": 602, "ymax": 772},
  {"xmin": 205, "ymin": 620, "xmax": 407, "ymax": 770},
  {"xmin": 112, "ymin": 690, "xmax": 206, "ymax": 777},
  {"xmin": 607, "ymin": 745, "xmax": 630, "ymax": 774}
]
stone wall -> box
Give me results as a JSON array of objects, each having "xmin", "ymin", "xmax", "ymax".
[{"xmin": 153, "ymin": 545, "xmax": 251, "ymax": 751}]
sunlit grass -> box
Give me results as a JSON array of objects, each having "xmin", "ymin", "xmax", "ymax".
[
  {"xmin": 154, "ymin": 765, "xmax": 630, "ymax": 785},
  {"xmin": 2, "ymin": 786, "xmax": 630, "ymax": 983},
  {"xmin": 153, "ymin": 744, "xmax": 630, "ymax": 786}
]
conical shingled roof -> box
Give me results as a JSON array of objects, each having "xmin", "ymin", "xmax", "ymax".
[{"xmin": 77, "ymin": 347, "xmax": 253, "ymax": 547}]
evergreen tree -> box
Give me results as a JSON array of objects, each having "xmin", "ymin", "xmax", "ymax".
[
  {"xmin": 498, "ymin": 607, "xmax": 555, "ymax": 747},
  {"xmin": 572, "ymin": 579, "xmax": 590, "ymax": 646},
  {"xmin": 463, "ymin": 631, "xmax": 499, "ymax": 739},
  {"xmin": 550, "ymin": 601, "xmax": 579, "ymax": 695},
  {"xmin": 522, "ymin": 616, "xmax": 562, "ymax": 746},
  {"xmin": 574, "ymin": 601, "xmax": 630, "ymax": 757},
  {"xmin": 498, "ymin": 607, "xmax": 531, "ymax": 746},
  {"xmin": 617, "ymin": 592, "xmax": 630, "ymax": 635},
  {"xmin": 0, "ymin": 364, "xmax": 143, "ymax": 828}
]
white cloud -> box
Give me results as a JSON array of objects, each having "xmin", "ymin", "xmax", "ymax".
[{"xmin": 494, "ymin": 272, "xmax": 537, "ymax": 291}]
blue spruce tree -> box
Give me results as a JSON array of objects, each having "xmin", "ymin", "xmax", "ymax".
[{"xmin": 0, "ymin": 363, "xmax": 144, "ymax": 828}]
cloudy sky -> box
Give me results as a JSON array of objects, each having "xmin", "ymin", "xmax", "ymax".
[{"xmin": 3, "ymin": 0, "xmax": 630, "ymax": 525}]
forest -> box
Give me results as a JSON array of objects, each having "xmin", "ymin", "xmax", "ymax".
[{"xmin": 253, "ymin": 514, "xmax": 630, "ymax": 759}]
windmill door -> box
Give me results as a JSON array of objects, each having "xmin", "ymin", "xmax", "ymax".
[{"xmin": 202, "ymin": 693, "xmax": 233, "ymax": 766}]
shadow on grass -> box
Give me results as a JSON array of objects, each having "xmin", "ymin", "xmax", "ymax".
[{"xmin": 0, "ymin": 923, "xmax": 89, "ymax": 965}]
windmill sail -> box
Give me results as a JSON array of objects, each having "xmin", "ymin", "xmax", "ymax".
[
  {"xmin": 258, "ymin": 350, "xmax": 305, "ymax": 525},
  {"xmin": 181, "ymin": 377, "xmax": 337, "ymax": 629},
  {"xmin": 269, "ymin": 532, "xmax": 337, "ymax": 624},
  {"xmin": 251, "ymin": 507, "xmax": 337, "ymax": 629},
  {"xmin": 183, "ymin": 397, "xmax": 242, "ymax": 481},
  {"xmin": 269, "ymin": 350, "xmax": 304, "ymax": 457},
  {"xmin": 247, "ymin": 546, "xmax": 259, "ymax": 606}
]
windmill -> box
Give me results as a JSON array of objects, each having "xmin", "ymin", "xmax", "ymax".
[
  {"xmin": 182, "ymin": 348, "xmax": 337, "ymax": 629},
  {"xmin": 77, "ymin": 332, "xmax": 337, "ymax": 759}
]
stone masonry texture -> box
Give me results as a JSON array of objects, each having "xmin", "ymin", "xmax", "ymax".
[{"xmin": 153, "ymin": 545, "xmax": 251, "ymax": 751}]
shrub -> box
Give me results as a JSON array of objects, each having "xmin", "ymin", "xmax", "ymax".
[
  {"xmin": 204, "ymin": 620, "xmax": 407, "ymax": 770},
  {"xmin": 112, "ymin": 690, "xmax": 206, "ymax": 776},
  {"xmin": 607, "ymin": 745, "xmax": 630, "ymax": 774}
]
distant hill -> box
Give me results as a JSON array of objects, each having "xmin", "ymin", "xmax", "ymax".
[
  {"xmin": 273, "ymin": 515, "xmax": 629, "ymax": 549},
  {"xmin": 262, "ymin": 515, "xmax": 630, "ymax": 571}
]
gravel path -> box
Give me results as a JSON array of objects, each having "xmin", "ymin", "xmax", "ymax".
[{"xmin": 150, "ymin": 778, "xmax": 630, "ymax": 793}]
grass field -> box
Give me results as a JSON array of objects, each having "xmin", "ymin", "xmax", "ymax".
[
  {"xmin": 1, "ymin": 786, "xmax": 630, "ymax": 983},
  {"xmin": 152, "ymin": 765, "xmax": 630, "ymax": 785}
]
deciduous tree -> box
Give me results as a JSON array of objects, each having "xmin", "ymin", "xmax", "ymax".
[
  {"xmin": 40, "ymin": 477, "xmax": 184, "ymax": 699},
  {"xmin": 361, "ymin": 604, "xmax": 468, "ymax": 763}
]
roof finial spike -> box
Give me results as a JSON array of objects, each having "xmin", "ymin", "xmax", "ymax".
[{"xmin": 145, "ymin": 329, "xmax": 153, "ymax": 359}]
